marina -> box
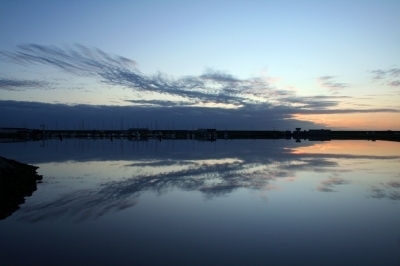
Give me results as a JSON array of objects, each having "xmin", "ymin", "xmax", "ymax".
[{"xmin": 1, "ymin": 127, "xmax": 400, "ymax": 142}]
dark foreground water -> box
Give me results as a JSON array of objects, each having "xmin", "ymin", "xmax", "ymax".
[{"xmin": 1, "ymin": 138, "xmax": 400, "ymax": 266}]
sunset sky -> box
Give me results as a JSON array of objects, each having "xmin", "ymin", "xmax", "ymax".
[{"xmin": 1, "ymin": 0, "xmax": 399, "ymax": 130}]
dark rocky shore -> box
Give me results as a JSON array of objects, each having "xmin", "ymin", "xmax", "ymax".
[{"xmin": 0, "ymin": 156, "xmax": 42, "ymax": 220}]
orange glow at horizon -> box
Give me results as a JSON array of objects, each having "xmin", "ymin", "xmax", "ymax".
[
  {"xmin": 291, "ymin": 140, "xmax": 400, "ymax": 157},
  {"xmin": 293, "ymin": 112, "xmax": 400, "ymax": 130}
]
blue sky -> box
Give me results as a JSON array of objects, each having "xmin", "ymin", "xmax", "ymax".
[{"xmin": 1, "ymin": 0, "xmax": 399, "ymax": 130}]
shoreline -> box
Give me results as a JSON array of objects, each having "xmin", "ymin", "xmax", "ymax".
[
  {"xmin": 1, "ymin": 128, "xmax": 400, "ymax": 142},
  {"xmin": 0, "ymin": 156, "xmax": 43, "ymax": 220}
]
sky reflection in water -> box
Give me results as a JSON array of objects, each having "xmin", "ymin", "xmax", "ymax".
[{"xmin": 0, "ymin": 139, "xmax": 400, "ymax": 265}]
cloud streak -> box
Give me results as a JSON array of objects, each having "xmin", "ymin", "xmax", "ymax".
[
  {"xmin": 1, "ymin": 44, "xmax": 399, "ymax": 123},
  {"xmin": 317, "ymin": 76, "xmax": 348, "ymax": 92},
  {"xmin": 0, "ymin": 44, "xmax": 136, "ymax": 75},
  {"xmin": 370, "ymin": 68, "xmax": 400, "ymax": 87},
  {"xmin": 0, "ymin": 44, "xmax": 348, "ymax": 108},
  {"xmin": 1, "ymin": 44, "xmax": 271, "ymax": 107},
  {"xmin": 0, "ymin": 78, "xmax": 51, "ymax": 91}
]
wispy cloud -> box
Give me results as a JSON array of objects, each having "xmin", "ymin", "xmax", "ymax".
[
  {"xmin": 1, "ymin": 44, "xmax": 399, "ymax": 119},
  {"xmin": 124, "ymin": 99, "xmax": 190, "ymax": 107},
  {"xmin": 0, "ymin": 78, "xmax": 51, "ymax": 91},
  {"xmin": 200, "ymin": 68, "xmax": 240, "ymax": 83},
  {"xmin": 387, "ymin": 80, "xmax": 400, "ymax": 87},
  {"xmin": 370, "ymin": 68, "xmax": 400, "ymax": 87},
  {"xmin": 317, "ymin": 76, "xmax": 349, "ymax": 92},
  {"xmin": 371, "ymin": 68, "xmax": 400, "ymax": 80},
  {"xmin": 0, "ymin": 44, "xmax": 340, "ymax": 109},
  {"xmin": 1, "ymin": 44, "xmax": 271, "ymax": 107},
  {"xmin": 0, "ymin": 44, "xmax": 136, "ymax": 75}
]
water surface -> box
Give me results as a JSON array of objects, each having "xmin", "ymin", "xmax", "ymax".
[{"xmin": 1, "ymin": 139, "xmax": 400, "ymax": 265}]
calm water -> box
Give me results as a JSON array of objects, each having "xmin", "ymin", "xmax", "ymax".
[{"xmin": 1, "ymin": 138, "xmax": 400, "ymax": 266}]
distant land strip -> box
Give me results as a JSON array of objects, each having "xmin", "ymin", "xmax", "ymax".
[{"xmin": 1, "ymin": 127, "xmax": 399, "ymax": 142}]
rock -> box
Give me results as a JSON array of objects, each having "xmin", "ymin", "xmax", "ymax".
[{"xmin": 0, "ymin": 156, "xmax": 42, "ymax": 220}]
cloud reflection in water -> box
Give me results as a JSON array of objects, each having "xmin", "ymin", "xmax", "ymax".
[{"xmin": 7, "ymin": 139, "xmax": 400, "ymax": 222}]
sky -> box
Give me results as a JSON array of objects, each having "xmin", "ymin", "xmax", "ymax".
[{"xmin": 0, "ymin": 0, "xmax": 399, "ymax": 130}]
